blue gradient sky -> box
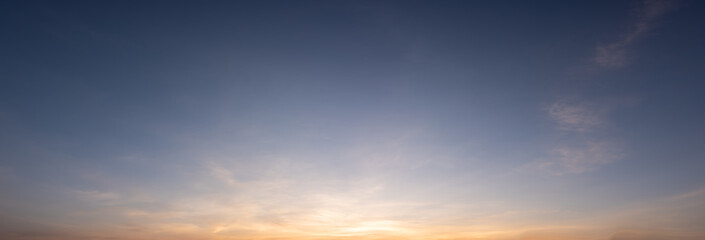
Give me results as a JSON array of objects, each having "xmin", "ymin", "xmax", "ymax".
[{"xmin": 1, "ymin": 1, "xmax": 705, "ymax": 239}]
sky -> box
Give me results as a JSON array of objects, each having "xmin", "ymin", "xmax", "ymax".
[{"xmin": 1, "ymin": 0, "xmax": 705, "ymax": 239}]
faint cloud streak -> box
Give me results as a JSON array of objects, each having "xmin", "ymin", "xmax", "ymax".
[
  {"xmin": 528, "ymin": 96, "xmax": 638, "ymax": 175},
  {"xmin": 594, "ymin": 0, "xmax": 678, "ymax": 68},
  {"xmin": 533, "ymin": 141, "xmax": 624, "ymax": 175},
  {"xmin": 547, "ymin": 100, "xmax": 605, "ymax": 132}
]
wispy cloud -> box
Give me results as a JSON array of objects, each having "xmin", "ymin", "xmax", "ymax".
[
  {"xmin": 75, "ymin": 190, "xmax": 121, "ymax": 201},
  {"xmin": 668, "ymin": 187, "xmax": 705, "ymax": 202},
  {"xmin": 547, "ymin": 100, "xmax": 605, "ymax": 132},
  {"xmin": 207, "ymin": 161, "xmax": 239, "ymax": 186},
  {"xmin": 547, "ymin": 97, "xmax": 638, "ymax": 133},
  {"xmin": 534, "ymin": 0, "xmax": 679, "ymax": 175},
  {"xmin": 527, "ymin": 97, "xmax": 637, "ymax": 175},
  {"xmin": 531, "ymin": 141, "xmax": 624, "ymax": 175},
  {"xmin": 594, "ymin": 0, "xmax": 678, "ymax": 68}
]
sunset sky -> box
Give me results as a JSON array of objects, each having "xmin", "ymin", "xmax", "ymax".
[{"xmin": 1, "ymin": 0, "xmax": 705, "ymax": 239}]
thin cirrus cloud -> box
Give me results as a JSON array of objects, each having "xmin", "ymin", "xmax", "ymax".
[
  {"xmin": 531, "ymin": 0, "xmax": 678, "ymax": 175},
  {"xmin": 533, "ymin": 141, "xmax": 624, "ymax": 175},
  {"xmin": 546, "ymin": 97, "xmax": 638, "ymax": 133},
  {"xmin": 593, "ymin": 0, "xmax": 678, "ymax": 68},
  {"xmin": 547, "ymin": 99, "xmax": 606, "ymax": 132},
  {"xmin": 528, "ymin": 98, "xmax": 633, "ymax": 175}
]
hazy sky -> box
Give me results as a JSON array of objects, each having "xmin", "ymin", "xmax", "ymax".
[{"xmin": 1, "ymin": 0, "xmax": 705, "ymax": 239}]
